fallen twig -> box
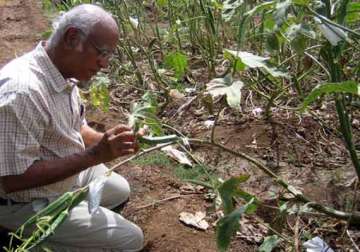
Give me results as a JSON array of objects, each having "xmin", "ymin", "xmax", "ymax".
[
  {"xmin": 346, "ymin": 230, "xmax": 360, "ymax": 252},
  {"xmin": 134, "ymin": 194, "xmax": 183, "ymax": 211}
]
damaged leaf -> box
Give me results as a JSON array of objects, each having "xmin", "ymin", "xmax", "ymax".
[
  {"xmin": 224, "ymin": 49, "xmax": 288, "ymax": 78},
  {"xmin": 179, "ymin": 211, "xmax": 209, "ymax": 230},
  {"xmin": 206, "ymin": 77, "xmax": 244, "ymax": 110}
]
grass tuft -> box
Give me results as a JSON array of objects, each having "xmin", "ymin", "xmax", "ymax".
[{"xmin": 132, "ymin": 152, "xmax": 214, "ymax": 182}]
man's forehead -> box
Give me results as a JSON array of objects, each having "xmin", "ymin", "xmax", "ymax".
[{"xmin": 91, "ymin": 22, "xmax": 118, "ymax": 38}]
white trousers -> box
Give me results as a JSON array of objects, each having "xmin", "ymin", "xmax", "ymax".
[{"xmin": 0, "ymin": 164, "xmax": 144, "ymax": 252}]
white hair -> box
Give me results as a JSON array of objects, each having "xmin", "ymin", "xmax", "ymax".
[{"xmin": 47, "ymin": 4, "xmax": 115, "ymax": 48}]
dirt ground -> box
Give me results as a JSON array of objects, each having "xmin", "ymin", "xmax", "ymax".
[
  {"xmin": 0, "ymin": 0, "xmax": 48, "ymax": 68},
  {"xmin": 0, "ymin": 1, "xmax": 359, "ymax": 252}
]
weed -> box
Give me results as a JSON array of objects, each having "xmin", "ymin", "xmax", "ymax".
[{"xmin": 131, "ymin": 151, "xmax": 172, "ymax": 168}]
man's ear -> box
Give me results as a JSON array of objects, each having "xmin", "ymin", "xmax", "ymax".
[{"xmin": 63, "ymin": 27, "xmax": 83, "ymax": 50}]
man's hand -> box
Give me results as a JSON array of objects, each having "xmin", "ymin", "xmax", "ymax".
[
  {"xmin": 1, "ymin": 124, "xmax": 141, "ymax": 193},
  {"xmin": 90, "ymin": 124, "xmax": 139, "ymax": 163}
]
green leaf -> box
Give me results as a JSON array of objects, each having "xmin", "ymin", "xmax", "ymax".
[
  {"xmin": 266, "ymin": 32, "xmax": 280, "ymax": 51},
  {"xmin": 234, "ymin": 190, "xmax": 257, "ymax": 212},
  {"xmin": 286, "ymin": 24, "xmax": 316, "ymax": 40},
  {"xmin": 291, "ymin": 35, "xmax": 306, "ymax": 54},
  {"xmin": 263, "ymin": 14, "xmax": 276, "ymax": 31},
  {"xmin": 259, "ymin": 235, "xmax": 282, "ymax": 252},
  {"xmin": 224, "ymin": 49, "xmax": 289, "ymax": 78},
  {"xmin": 286, "ymin": 24, "xmax": 315, "ymax": 54},
  {"xmin": 164, "ymin": 51, "xmax": 188, "ymax": 78},
  {"xmin": 89, "ymin": 74, "xmax": 111, "ymax": 112},
  {"xmin": 245, "ymin": 1, "xmax": 275, "ymax": 16},
  {"xmin": 244, "ymin": 200, "xmax": 258, "ymax": 214},
  {"xmin": 218, "ymin": 175, "xmax": 250, "ymax": 214},
  {"xmin": 346, "ymin": 3, "xmax": 360, "ymax": 23},
  {"xmin": 238, "ymin": 1, "xmax": 274, "ymax": 46},
  {"xmin": 292, "ymin": 0, "xmax": 310, "ymax": 6},
  {"xmin": 337, "ymin": 0, "xmax": 349, "ymax": 24},
  {"xmin": 206, "ymin": 77, "xmax": 244, "ymax": 110},
  {"xmin": 128, "ymin": 92, "xmax": 163, "ymax": 135},
  {"xmin": 224, "ymin": 52, "xmax": 246, "ymax": 71},
  {"xmin": 301, "ymin": 81, "xmax": 360, "ymax": 111},
  {"xmin": 222, "ymin": 0, "xmax": 244, "ymax": 22},
  {"xmin": 216, "ymin": 198, "xmax": 255, "ymax": 252},
  {"xmin": 156, "ymin": 0, "xmax": 168, "ymax": 8}
]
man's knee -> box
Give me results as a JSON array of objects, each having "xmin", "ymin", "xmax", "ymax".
[
  {"xmin": 102, "ymin": 173, "xmax": 131, "ymax": 208},
  {"xmin": 111, "ymin": 177, "xmax": 130, "ymax": 206},
  {"xmin": 111, "ymin": 224, "xmax": 144, "ymax": 252}
]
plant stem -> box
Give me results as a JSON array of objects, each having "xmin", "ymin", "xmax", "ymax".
[
  {"xmin": 335, "ymin": 98, "xmax": 360, "ymax": 179},
  {"xmin": 188, "ymin": 138, "xmax": 360, "ymax": 224}
]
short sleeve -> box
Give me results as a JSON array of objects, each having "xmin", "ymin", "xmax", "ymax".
[{"xmin": 0, "ymin": 89, "xmax": 49, "ymax": 176}]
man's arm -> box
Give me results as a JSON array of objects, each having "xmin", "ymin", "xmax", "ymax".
[
  {"xmin": 1, "ymin": 149, "xmax": 97, "ymax": 193},
  {"xmin": 80, "ymin": 124, "xmax": 104, "ymax": 147},
  {"xmin": 1, "ymin": 125, "xmax": 137, "ymax": 194}
]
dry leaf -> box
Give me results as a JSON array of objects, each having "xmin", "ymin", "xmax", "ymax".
[
  {"xmin": 179, "ymin": 211, "xmax": 209, "ymax": 231},
  {"xmin": 161, "ymin": 145, "xmax": 192, "ymax": 166}
]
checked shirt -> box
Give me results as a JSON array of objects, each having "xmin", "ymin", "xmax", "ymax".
[{"xmin": 0, "ymin": 42, "xmax": 86, "ymax": 202}]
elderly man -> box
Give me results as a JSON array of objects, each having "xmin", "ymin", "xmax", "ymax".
[{"xmin": 0, "ymin": 4, "xmax": 143, "ymax": 252}]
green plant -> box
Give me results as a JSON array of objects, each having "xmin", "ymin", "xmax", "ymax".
[
  {"xmin": 131, "ymin": 151, "xmax": 173, "ymax": 167},
  {"xmin": 5, "ymin": 189, "xmax": 88, "ymax": 251},
  {"xmin": 89, "ymin": 73, "xmax": 111, "ymax": 112}
]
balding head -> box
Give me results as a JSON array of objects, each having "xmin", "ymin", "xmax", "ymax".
[
  {"xmin": 45, "ymin": 4, "xmax": 119, "ymax": 81},
  {"xmin": 48, "ymin": 4, "xmax": 118, "ymax": 48}
]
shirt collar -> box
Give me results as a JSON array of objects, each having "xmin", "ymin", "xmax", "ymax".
[{"xmin": 32, "ymin": 41, "xmax": 74, "ymax": 93}]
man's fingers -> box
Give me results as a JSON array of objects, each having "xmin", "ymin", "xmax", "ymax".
[
  {"xmin": 136, "ymin": 128, "xmax": 146, "ymax": 137},
  {"xmin": 118, "ymin": 142, "xmax": 137, "ymax": 150},
  {"xmin": 109, "ymin": 131, "xmax": 135, "ymax": 143},
  {"xmin": 107, "ymin": 124, "xmax": 132, "ymax": 136}
]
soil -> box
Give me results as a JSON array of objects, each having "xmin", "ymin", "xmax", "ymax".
[
  {"xmin": 1, "ymin": 1, "xmax": 359, "ymax": 252},
  {"xmin": 0, "ymin": 0, "xmax": 48, "ymax": 68}
]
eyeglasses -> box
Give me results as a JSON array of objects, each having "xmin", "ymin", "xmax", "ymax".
[
  {"xmin": 77, "ymin": 28, "xmax": 114, "ymax": 60},
  {"xmin": 86, "ymin": 38, "xmax": 114, "ymax": 60}
]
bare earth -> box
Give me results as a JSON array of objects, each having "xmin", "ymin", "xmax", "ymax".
[{"xmin": 0, "ymin": 0, "xmax": 47, "ymax": 68}]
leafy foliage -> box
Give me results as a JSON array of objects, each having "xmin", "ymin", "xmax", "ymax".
[
  {"xmin": 6, "ymin": 189, "xmax": 88, "ymax": 251},
  {"xmin": 286, "ymin": 24, "xmax": 316, "ymax": 54},
  {"xmin": 301, "ymin": 81, "xmax": 360, "ymax": 111},
  {"xmin": 128, "ymin": 92, "xmax": 163, "ymax": 135},
  {"xmin": 215, "ymin": 175, "xmax": 258, "ymax": 251},
  {"xmin": 164, "ymin": 51, "xmax": 188, "ymax": 78},
  {"xmin": 346, "ymin": 2, "xmax": 360, "ymax": 23},
  {"xmin": 216, "ymin": 198, "xmax": 255, "ymax": 252},
  {"xmin": 258, "ymin": 235, "xmax": 282, "ymax": 252},
  {"xmin": 224, "ymin": 49, "xmax": 289, "ymax": 78},
  {"xmin": 218, "ymin": 175, "xmax": 250, "ymax": 214},
  {"xmin": 89, "ymin": 74, "xmax": 111, "ymax": 112},
  {"xmin": 222, "ymin": 0, "xmax": 244, "ymax": 22}
]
